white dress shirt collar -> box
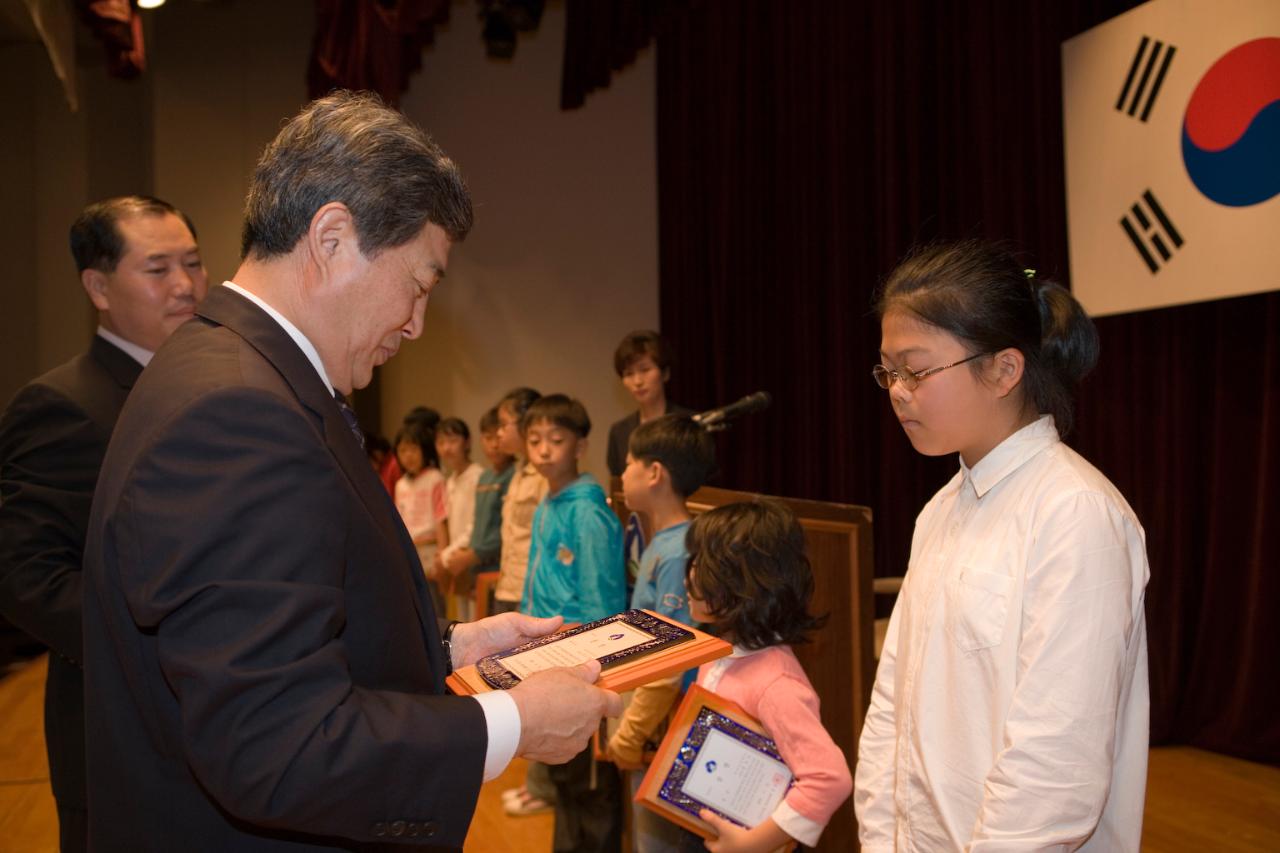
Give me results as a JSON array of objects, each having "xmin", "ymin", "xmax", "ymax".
[
  {"xmin": 220, "ymin": 281, "xmax": 336, "ymax": 394},
  {"xmin": 96, "ymin": 326, "xmax": 154, "ymax": 367},
  {"xmin": 960, "ymin": 414, "xmax": 1060, "ymax": 499}
]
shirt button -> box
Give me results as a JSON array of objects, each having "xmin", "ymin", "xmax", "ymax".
[
  {"xmin": 372, "ymin": 822, "xmax": 387, "ymax": 837},
  {"xmin": 390, "ymin": 820, "xmax": 407, "ymax": 837}
]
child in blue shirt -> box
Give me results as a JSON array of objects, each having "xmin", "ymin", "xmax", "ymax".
[
  {"xmin": 606, "ymin": 415, "xmax": 715, "ymax": 853},
  {"xmin": 519, "ymin": 394, "xmax": 626, "ymax": 851}
]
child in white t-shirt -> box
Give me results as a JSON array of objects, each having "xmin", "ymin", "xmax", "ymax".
[{"xmin": 434, "ymin": 416, "xmax": 483, "ymax": 620}]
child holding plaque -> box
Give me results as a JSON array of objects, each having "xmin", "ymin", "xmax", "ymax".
[{"xmin": 681, "ymin": 500, "xmax": 852, "ymax": 852}]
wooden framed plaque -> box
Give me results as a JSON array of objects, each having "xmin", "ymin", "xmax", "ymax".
[
  {"xmin": 636, "ymin": 684, "xmax": 794, "ymax": 842},
  {"xmin": 446, "ymin": 609, "xmax": 730, "ymax": 696}
]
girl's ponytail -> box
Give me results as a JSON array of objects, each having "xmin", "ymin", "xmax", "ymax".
[{"xmin": 1029, "ymin": 274, "xmax": 1099, "ymax": 434}]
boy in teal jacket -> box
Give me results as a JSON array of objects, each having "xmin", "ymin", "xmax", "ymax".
[
  {"xmin": 520, "ymin": 395, "xmax": 625, "ymax": 624},
  {"xmin": 519, "ymin": 393, "xmax": 625, "ymax": 852}
]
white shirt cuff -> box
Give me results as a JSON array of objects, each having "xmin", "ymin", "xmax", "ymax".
[
  {"xmin": 772, "ymin": 799, "xmax": 825, "ymax": 848},
  {"xmin": 472, "ymin": 690, "xmax": 521, "ymax": 781}
]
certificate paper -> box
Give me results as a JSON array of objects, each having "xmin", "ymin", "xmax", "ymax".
[
  {"xmin": 499, "ymin": 621, "xmax": 654, "ymax": 680},
  {"xmin": 473, "ymin": 609, "xmax": 698, "ymax": 690},
  {"xmin": 677, "ymin": 728, "xmax": 792, "ymax": 827}
]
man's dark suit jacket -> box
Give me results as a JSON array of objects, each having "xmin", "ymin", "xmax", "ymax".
[
  {"xmin": 0, "ymin": 334, "xmax": 144, "ymax": 818},
  {"xmin": 81, "ymin": 286, "xmax": 487, "ymax": 851}
]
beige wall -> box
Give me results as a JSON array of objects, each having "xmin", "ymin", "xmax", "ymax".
[
  {"xmin": 3, "ymin": 0, "xmax": 658, "ymax": 487},
  {"xmin": 150, "ymin": 0, "xmax": 314, "ymax": 284},
  {"xmin": 0, "ymin": 42, "xmax": 45, "ymax": 402},
  {"xmin": 0, "ymin": 32, "xmax": 153, "ymax": 402},
  {"xmin": 386, "ymin": 6, "xmax": 658, "ymax": 483},
  {"xmin": 0, "ymin": 2, "xmax": 284, "ymax": 404}
]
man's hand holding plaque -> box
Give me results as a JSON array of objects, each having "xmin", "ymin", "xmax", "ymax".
[
  {"xmin": 448, "ymin": 612, "xmax": 623, "ymax": 764},
  {"xmin": 447, "ymin": 611, "xmax": 566, "ymax": 669},
  {"xmin": 510, "ymin": 659, "xmax": 622, "ymax": 763},
  {"xmin": 446, "ymin": 610, "xmax": 731, "ymax": 696}
]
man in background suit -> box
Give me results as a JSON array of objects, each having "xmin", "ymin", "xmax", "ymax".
[
  {"xmin": 81, "ymin": 91, "xmax": 619, "ymax": 851},
  {"xmin": 0, "ymin": 195, "xmax": 208, "ymax": 852}
]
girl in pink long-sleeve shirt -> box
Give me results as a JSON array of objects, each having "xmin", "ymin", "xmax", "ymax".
[{"xmin": 682, "ymin": 499, "xmax": 853, "ymax": 853}]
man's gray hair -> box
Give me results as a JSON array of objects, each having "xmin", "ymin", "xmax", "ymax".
[{"xmin": 240, "ymin": 90, "xmax": 473, "ymax": 260}]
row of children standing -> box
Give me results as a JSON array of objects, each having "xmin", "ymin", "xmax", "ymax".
[
  {"xmin": 376, "ymin": 236, "xmax": 1150, "ymax": 853},
  {"xmin": 373, "ymin": 405, "xmax": 511, "ymax": 622},
  {"xmin": 383, "ymin": 386, "xmax": 629, "ymax": 848},
  {"xmin": 381, "ymin": 332, "xmax": 854, "ymax": 853}
]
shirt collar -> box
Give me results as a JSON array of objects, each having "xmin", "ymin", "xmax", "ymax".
[
  {"xmin": 961, "ymin": 414, "xmax": 1060, "ymax": 498},
  {"xmin": 220, "ymin": 281, "xmax": 335, "ymax": 394},
  {"xmin": 654, "ymin": 520, "xmax": 691, "ymax": 542},
  {"xmin": 96, "ymin": 326, "xmax": 153, "ymax": 367}
]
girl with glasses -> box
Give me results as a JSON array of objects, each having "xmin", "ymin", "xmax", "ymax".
[{"xmin": 855, "ymin": 239, "xmax": 1150, "ymax": 852}]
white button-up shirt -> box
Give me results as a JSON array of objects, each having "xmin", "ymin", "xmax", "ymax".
[{"xmin": 856, "ymin": 416, "xmax": 1149, "ymax": 851}]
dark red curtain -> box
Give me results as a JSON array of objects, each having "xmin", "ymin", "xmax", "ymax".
[
  {"xmin": 77, "ymin": 0, "xmax": 146, "ymax": 77},
  {"xmin": 561, "ymin": 0, "xmax": 671, "ymax": 109},
  {"xmin": 1075, "ymin": 296, "xmax": 1280, "ymax": 760},
  {"xmin": 648, "ymin": 0, "xmax": 1278, "ymax": 763},
  {"xmin": 308, "ymin": 0, "xmax": 451, "ymax": 106}
]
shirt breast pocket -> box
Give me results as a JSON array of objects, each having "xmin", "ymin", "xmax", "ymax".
[{"xmin": 945, "ymin": 566, "xmax": 1014, "ymax": 651}]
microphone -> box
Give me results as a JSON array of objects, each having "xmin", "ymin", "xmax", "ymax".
[{"xmin": 692, "ymin": 391, "xmax": 773, "ymax": 432}]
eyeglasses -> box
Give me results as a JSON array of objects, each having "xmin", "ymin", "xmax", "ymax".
[{"xmin": 871, "ymin": 352, "xmax": 987, "ymax": 391}]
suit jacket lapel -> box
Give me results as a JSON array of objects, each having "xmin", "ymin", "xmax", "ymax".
[
  {"xmin": 196, "ymin": 287, "xmax": 444, "ymax": 674},
  {"xmin": 90, "ymin": 335, "xmax": 144, "ymax": 391}
]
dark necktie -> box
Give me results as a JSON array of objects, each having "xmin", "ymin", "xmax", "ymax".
[{"xmin": 334, "ymin": 391, "xmax": 366, "ymax": 450}]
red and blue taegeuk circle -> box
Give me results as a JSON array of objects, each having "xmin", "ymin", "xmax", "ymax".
[{"xmin": 1181, "ymin": 37, "xmax": 1280, "ymax": 207}]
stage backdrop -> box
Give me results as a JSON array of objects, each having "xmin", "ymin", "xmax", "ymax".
[
  {"xmin": 1063, "ymin": 0, "xmax": 1280, "ymax": 315},
  {"xmin": 612, "ymin": 0, "xmax": 1280, "ymax": 764}
]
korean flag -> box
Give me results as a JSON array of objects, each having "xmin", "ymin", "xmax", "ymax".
[{"xmin": 1062, "ymin": 0, "xmax": 1280, "ymax": 316}]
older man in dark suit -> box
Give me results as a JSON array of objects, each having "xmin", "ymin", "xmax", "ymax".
[
  {"xmin": 80, "ymin": 91, "xmax": 618, "ymax": 851},
  {"xmin": 0, "ymin": 195, "xmax": 208, "ymax": 852}
]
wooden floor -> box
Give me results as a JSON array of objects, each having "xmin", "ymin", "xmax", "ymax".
[{"xmin": 2, "ymin": 655, "xmax": 1277, "ymax": 851}]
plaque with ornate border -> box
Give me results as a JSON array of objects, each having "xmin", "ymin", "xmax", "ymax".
[
  {"xmin": 476, "ymin": 609, "xmax": 692, "ymax": 689},
  {"xmin": 445, "ymin": 610, "xmax": 731, "ymax": 696},
  {"xmin": 635, "ymin": 684, "xmax": 796, "ymax": 846}
]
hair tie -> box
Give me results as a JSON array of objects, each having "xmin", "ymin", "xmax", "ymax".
[{"xmin": 1025, "ymin": 268, "xmax": 1041, "ymax": 301}]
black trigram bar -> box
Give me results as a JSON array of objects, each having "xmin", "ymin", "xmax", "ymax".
[
  {"xmin": 1116, "ymin": 37, "xmax": 1176, "ymax": 122},
  {"xmin": 1120, "ymin": 189, "xmax": 1184, "ymax": 274}
]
